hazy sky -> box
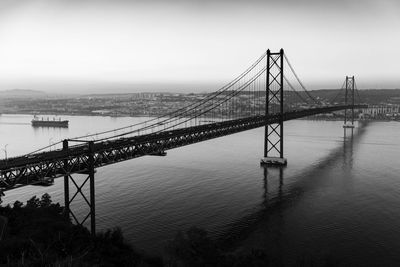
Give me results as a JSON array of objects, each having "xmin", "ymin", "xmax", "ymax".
[{"xmin": 0, "ymin": 0, "xmax": 399, "ymax": 93}]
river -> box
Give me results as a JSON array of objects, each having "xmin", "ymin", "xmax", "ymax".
[{"xmin": 1, "ymin": 114, "xmax": 400, "ymax": 265}]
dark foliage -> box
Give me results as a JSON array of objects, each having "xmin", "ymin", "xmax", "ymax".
[
  {"xmin": 0, "ymin": 194, "xmax": 340, "ymax": 266},
  {"xmin": 0, "ymin": 194, "xmax": 162, "ymax": 267},
  {"xmin": 165, "ymin": 227, "xmax": 343, "ymax": 267},
  {"xmin": 165, "ymin": 226, "xmax": 273, "ymax": 267}
]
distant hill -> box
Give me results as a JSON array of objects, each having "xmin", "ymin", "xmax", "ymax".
[{"xmin": 0, "ymin": 89, "xmax": 47, "ymax": 98}]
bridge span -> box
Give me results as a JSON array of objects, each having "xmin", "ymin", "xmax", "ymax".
[
  {"xmin": 0, "ymin": 105, "xmax": 366, "ymax": 191},
  {"xmin": 0, "ymin": 49, "xmax": 366, "ymax": 234}
]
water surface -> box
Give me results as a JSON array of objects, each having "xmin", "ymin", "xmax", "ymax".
[{"xmin": 2, "ymin": 114, "xmax": 400, "ymax": 265}]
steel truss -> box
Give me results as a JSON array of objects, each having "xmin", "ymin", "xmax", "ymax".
[
  {"xmin": 344, "ymin": 76, "xmax": 355, "ymax": 125},
  {"xmin": 63, "ymin": 140, "xmax": 96, "ymax": 235},
  {"xmin": 264, "ymin": 49, "xmax": 284, "ymax": 159},
  {"xmin": 0, "ymin": 105, "xmax": 366, "ymax": 193}
]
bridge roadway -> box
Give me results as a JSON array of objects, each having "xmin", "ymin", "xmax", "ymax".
[{"xmin": 0, "ymin": 105, "xmax": 366, "ymax": 191}]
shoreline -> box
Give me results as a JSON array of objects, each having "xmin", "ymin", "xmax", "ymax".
[{"xmin": 1, "ymin": 112, "xmax": 398, "ymax": 122}]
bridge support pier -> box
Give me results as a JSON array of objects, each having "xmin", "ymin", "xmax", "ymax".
[
  {"xmin": 63, "ymin": 140, "xmax": 70, "ymax": 220},
  {"xmin": 262, "ymin": 166, "xmax": 284, "ymax": 204},
  {"xmin": 343, "ymin": 76, "xmax": 355, "ymax": 129},
  {"xmin": 261, "ymin": 49, "xmax": 287, "ymax": 166},
  {"xmin": 63, "ymin": 140, "xmax": 96, "ymax": 236}
]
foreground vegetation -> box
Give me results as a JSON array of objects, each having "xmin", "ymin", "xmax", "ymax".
[
  {"xmin": 0, "ymin": 194, "xmax": 161, "ymax": 266},
  {"xmin": 0, "ymin": 194, "xmax": 340, "ymax": 266}
]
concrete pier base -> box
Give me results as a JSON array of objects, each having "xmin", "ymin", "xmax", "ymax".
[
  {"xmin": 260, "ymin": 157, "xmax": 287, "ymax": 166},
  {"xmin": 343, "ymin": 123, "xmax": 355, "ymax": 129}
]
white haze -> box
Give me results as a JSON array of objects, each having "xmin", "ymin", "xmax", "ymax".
[{"xmin": 0, "ymin": 0, "xmax": 399, "ymax": 93}]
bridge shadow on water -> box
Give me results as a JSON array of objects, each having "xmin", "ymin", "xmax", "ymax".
[{"xmin": 216, "ymin": 122, "xmax": 370, "ymax": 258}]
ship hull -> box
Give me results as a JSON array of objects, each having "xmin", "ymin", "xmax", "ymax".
[{"xmin": 31, "ymin": 120, "xmax": 69, "ymax": 128}]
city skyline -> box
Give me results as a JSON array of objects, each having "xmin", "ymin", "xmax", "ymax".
[{"xmin": 0, "ymin": 0, "xmax": 399, "ymax": 93}]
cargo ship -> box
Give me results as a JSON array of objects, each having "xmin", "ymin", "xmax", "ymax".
[{"xmin": 31, "ymin": 116, "xmax": 69, "ymax": 128}]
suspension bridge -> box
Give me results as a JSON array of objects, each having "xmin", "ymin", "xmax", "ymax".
[{"xmin": 0, "ymin": 49, "xmax": 366, "ymax": 234}]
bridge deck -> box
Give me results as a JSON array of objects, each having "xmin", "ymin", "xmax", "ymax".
[{"xmin": 0, "ymin": 105, "xmax": 366, "ymax": 191}]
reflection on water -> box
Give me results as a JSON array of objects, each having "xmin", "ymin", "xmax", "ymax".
[
  {"xmin": 237, "ymin": 122, "xmax": 400, "ymax": 266},
  {"xmin": 2, "ymin": 117, "xmax": 400, "ymax": 265},
  {"xmin": 219, "ymin": 124, "xmax": 362, "ymax": 251}
]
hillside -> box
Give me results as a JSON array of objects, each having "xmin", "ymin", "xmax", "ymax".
[{"xmin": 0, "ymin": 89, "xmax": 47, "ymax": 98}]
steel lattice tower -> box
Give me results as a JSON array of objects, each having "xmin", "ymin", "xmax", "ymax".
[
  {"xmin": 63, "ymin": 139, "xmax": 96, "ymax": 236},
  {"xmin": 344, "ymin": 76, "xmax": 355, "ymax": 128},
  {"xmin": 261, "ymin": 49, "xmax": 287, "ymax": 166}
]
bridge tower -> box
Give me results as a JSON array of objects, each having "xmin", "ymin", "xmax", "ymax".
[
  {"xmin": 63, "ymin": 139, "xmax": 96, "ymax": 236},
  {"xmin": 261, "ymin": 49, "xmax": 287, "ymax": 166},
  {"xmin": 343, "ymin": 76, "xmax": 355, "ymax": 129}
]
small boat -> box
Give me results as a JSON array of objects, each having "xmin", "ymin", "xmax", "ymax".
[
  {"xmin": 148, "ymin": 151, "xmax": 167, "ymax": 156},
  {"xmin": 32, "ymin": 178, "xmax": 54, "ymax": 187},
  {"xmin": 31, "ymin": 115, "xmax": 69, "ymax": 128}
]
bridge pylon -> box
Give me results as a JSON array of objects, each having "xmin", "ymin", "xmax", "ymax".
[
  {"xmin": 343, "ymin": 76, "xmax": 355, "ymax": 129},
  {"xmin": 261, "ymin": 49, "xmax": 287, "ymax": 166},
  {"xmin": 63, "ymin": 139, "xmax": 96, "ymax": 236}
]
